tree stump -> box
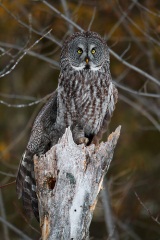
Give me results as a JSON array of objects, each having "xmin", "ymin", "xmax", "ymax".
[{"xmin": 34, "ymin": 126, "xmax": 121, "ymax": 240}]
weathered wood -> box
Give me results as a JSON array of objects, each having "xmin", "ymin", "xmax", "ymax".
[{"xmin": 34, "ymin": 126, "xmax": 121, "ymax": 240}]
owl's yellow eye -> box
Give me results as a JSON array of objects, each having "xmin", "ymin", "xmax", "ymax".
[
  {"xmin": 91, "ymin": 48, "xmax": 96, "ymax": 54},
  {"xmin": 77, "ymin": 48, "xmax": 83, "ymax": 54}
]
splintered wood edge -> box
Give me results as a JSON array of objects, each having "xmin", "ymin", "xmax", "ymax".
[
  {"xmin": 34, "ymin": 125, "xmax": 121, "ymax": 165},
  {"xmin": 41, "ymin": 215, "xmax": 50, "ymax": 240},
  {"xmin": 108, "ymin": 125, "xmax": 121, "ymax": 142},
  {"xmin": 33, "ymin": 125, "xmax": 121, "ymax": 185},
  {"xmin": 33, "ymin": 125, "xmax": 121, "ymax": 184},
  {"xmin": 58, "ymin": 126, "xmax": 75, "ymax": 146}
]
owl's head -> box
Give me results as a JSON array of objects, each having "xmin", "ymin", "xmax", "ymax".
[{"xmin": 61, "ymin": 31, "xmax": 109, "ymax": 71}]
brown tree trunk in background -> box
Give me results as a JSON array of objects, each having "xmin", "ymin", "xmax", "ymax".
[{"xmin": 34, "ymin": 126, "xmax": 121, "ymax": 240}]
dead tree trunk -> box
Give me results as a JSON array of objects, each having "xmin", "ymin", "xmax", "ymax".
[{"xmin": 34, "ymin": 126, "xmax": 121, "ymax": 240}]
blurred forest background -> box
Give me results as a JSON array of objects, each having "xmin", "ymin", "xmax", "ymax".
[{"xmin": 0, "ymin": 0, "xmax": 160, "ymax": 239}]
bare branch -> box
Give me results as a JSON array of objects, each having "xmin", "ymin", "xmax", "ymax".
[
  {"xmin": 0, "ymin": 93, "xmax": 51, "ymax": 108},
  {"xmin": 132, "ymin": 0, "xmax": 160, "ymax": 18},
  {"xmin": 135, "ymin": 192, "xmax": 160, "ymax": 226},
  {"xmin": 113, "ymin": 81, "xmax": 160, "ymax": 98},
  {"xmin": 0, "ymin": 190, "xmax": 10, "ymax": 240},
  {"xmin": 43, "ymin": 0, "xmax": 83, "ymax": 31},
  {"xmin": 120, "ymin": 43, "xmax": 131, "ymax": 58},
  {"xmin": 110, "ymin": 49, "xmax": 160, "ymax": 87},
  {"xmin": 13, "ymin": 202, "xmax": 40, "ymax": 235},
  {"xmin": 116, "ymin": 217, "xmax": 142, "ymax": 240},
  {"xmin": 0, "ymin": 47, "xmax": 13, "ymax": 58},
  {"xmin": 0, "ymin": 30, "xmax": 52, "ymax": 78},
  {"xmin": 0, "ymin": 171, "xmax": 16, "ymax": 178},
  {"xmin": 117, "ymin": 3, "xmax": 160, "ymax": 47},
  {"xmin": 111, "ymin": 1, "xmax": 147, "ymax": 53},
  {"xmin": 127, "ymin": 16, "xmax": 160, "ymax": 47},
  {"xmin": 88, "ymin": 7, "xmax": 96, "ymax": 31},
  {"xmin": 61, "ymin": 0, "xmax": 74, "ymax": 33},
  {"xmin": 0, "ymin": 181, "xmax": 16, "ymax": 189},
  {"xmin": 0, "ymin": 41, "xmax": 59, "ymax": 66},
  {"xmin": 101, "ymin": 178, "xmax": 119, "ymax": 240},
  {"xmin": 0, "ymin": 92, "xmax": 36, "ymax": 101},
  {"xmin": 119, "ymin": 94, "xmax": 160, "ymax": 131},
  {"xmin": 107, "ymin": 0, "xmax": 137, "ymax": 40},
  {"xmin": 0, "ymin": 2, "xmax": 60, "ymax": 46},
  {"xmin": 0, "ymin": 216, "xmax": 32, "ymax": 240},
  {"xmin": 1, "ymin": 100, "xmax": 47, "ymax": 156}
]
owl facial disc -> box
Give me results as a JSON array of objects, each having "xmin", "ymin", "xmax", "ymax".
[{"xmin": 66, "ymin": 32, "xmax": 108, "ymax": 71}]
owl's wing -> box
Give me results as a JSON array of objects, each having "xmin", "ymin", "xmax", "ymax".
[
  {"xmin": 16, "ymin": 149, "xmax": 38, "ymax": 219},
  {"xmin": 92, "ymin": 83, "xmax": 118, "ymax": 144},
  {"xmin": 16, "ymin": 90, "xmax": 58, "ymax": 221}
]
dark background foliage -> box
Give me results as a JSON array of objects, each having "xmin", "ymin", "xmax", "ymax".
[{"xmin": 0, "ymin": 0, "xmax": 160, "ymax": 239}]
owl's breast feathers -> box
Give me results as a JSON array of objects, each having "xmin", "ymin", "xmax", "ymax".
[{"xmin": 57, "ymin": 69, "xmax": 117, "ymax": 136}]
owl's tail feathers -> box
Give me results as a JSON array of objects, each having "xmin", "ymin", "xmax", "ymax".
[{"xmin": 16, "ymin": 150, "xmax": 39, "ymax": 222}]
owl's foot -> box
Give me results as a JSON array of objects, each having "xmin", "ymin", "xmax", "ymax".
[{"xmin": 77, "ymin": 137, "xmax": 89, "ymax": 145}]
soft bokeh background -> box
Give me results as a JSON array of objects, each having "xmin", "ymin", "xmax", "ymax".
[{"xmin": 0, "ymin": 0, "xmax": 160, "ymax": 239}]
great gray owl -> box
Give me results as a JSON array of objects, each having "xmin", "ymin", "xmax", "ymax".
[{"xmin": 16, "ymin": 31, "xmax": 118, "ymax": 222}]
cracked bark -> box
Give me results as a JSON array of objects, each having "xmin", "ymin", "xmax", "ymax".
[{"xmin": 34, "ymin": 126, "xmax": 121, "ymax": 240}]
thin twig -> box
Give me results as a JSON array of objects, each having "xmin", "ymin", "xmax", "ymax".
[
  {"xmin": 107, "ymin": 0, "xmax": 137, "ymax": 40},
  {"xmin": 101, "ymin": 178, "xmax": 119, "ymax": 240},
  {"xmin": 112, "ymin": 0, "xmax": 146, "ymax": 53},
  {"xmin": 127, "ymin": 16, "xmax": 160, "ymax": 47},
  {"xmin": 116, "ymin": 217, "xmax": 142, "ymax": 240},
  {"xmin": 119, "ymin": 94, "xmax": 160, "ymax": 131},
  {"xmin": 1, "ymin": 97, "xmax": 49, "ymax": 156},
  {"xmin": 43, "ymin": 0, "xmax": 83, "ymax": 31},
  {"xmin": 0, "ymin": 92, "xmax": 36, "ymax": 101},
  {"xmin": 135, "ymin": 192, "xmax": 160, "ymax": 226},
  {"xmin": 132, "ymin": 0, "xmax": 160, "ymax": 18},
  {"xmin": 13, "ymin": 202, "xmax": 40, "ymax": 234},
  {"xmin": 0, "ymin": 29, "xmax": 52, "ymax": 78},
  {"xmin": 0, "ymin": 190, "xmax": 10, "ymax": 240},
  {"xmin": 61, "ymin": 0, "xmax": 74, "ymax": 33},
  {"xmin": 120, "ymin": 43, "xmax": 131, "ymax": 58},
  {"xmin": 0, "ymin": 47, "xmax": 13, "ymax": 58},
  {"xmin": 117, "ymin": 2, "xmax": 160, "ymax": 48},
  {"xmin": 0, "ymin": 41, "xmax": 59, "ymax": 66},
  {"xmin": 113, "ymin": 81, "xmax": 160, "ymax": 98},
  {"xmin": 110, "ymin": 48, "xmax": 160, "ymax": 86},
  {"xmin": 88, "ymin": 7, "xmax": 96, "ymax": 31},
  {"xmin": 115, "ymin": 51, "xmax": 143, "ymax": 83},
  {"xmin": 0, "ymin": 93, "xmax": 51, "ymax": 108},
  {"xmin": 0, "ymin": 2, "xmax": 60, "ymax": 46},
  {"xmin": 136, "ymin": 95, "xmax": 160, "ymax": 119},
  {"xmin": 0, "ymin": 180, "xmax": 16, "ymax": 189},
  {"xmin": 0, "ymin": 216, "xmax": 32, "ymax": 240},
  {"xmin": 0, "ymin": 171, "xmax": 16, "ymax": 178},
  {"xmin": 143, "ymin": 6, "xmax": 159, "ymax": 79}
]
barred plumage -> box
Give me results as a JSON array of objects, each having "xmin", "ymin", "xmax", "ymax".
[{"xmin": 16, "ymin": 31, "xmax": 118, "ymax": 221}]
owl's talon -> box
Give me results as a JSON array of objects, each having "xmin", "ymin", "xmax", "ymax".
[{"xmin": 77, "ymin": 137, "xmax": 89, "ymax": 145}]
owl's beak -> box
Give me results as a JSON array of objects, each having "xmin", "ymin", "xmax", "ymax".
[{"xmin": 85, "ymin": 58, "xmax": 89, "ymax": 64}]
